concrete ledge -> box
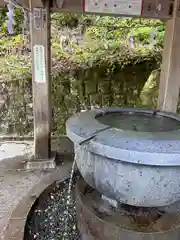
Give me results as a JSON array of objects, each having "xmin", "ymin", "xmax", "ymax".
[
  {"xmin": 26, "ymin": 151, "xmax": 56, "ymax": 170},
  {"xmin": 0, "ymin": 163, "xmax": 72, "ymax": 240},
  {"xmin": 26, "ymin": 159, "xmax": 56, "ymax": 170},
  {"xmin": 0, "ymin": 138, "xmax": 74, "ymax": 240}
]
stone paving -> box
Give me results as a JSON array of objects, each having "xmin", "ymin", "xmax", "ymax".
[{"xmin": 0, "ymin": 138, "xmax": 73, "ymax": 240}]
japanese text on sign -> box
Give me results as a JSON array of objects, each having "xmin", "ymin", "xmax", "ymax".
[{"xmin": 33, "ymin": 45, "xmax": 46, "ymax": 83}]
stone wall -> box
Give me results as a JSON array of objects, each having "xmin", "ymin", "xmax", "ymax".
[{"xmin": 0, "ymin": 59, "xmax": 158, "ymax": 136}]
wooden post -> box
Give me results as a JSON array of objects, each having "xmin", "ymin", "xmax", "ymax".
[
  {"xmin": 157, "ymin": 0, "xmax": 180, "ymax": 113},
  {"xmin": 26, "ymin": 0, "xmax": 55, "ymax": 169}
]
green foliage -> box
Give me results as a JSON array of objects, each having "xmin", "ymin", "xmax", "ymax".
[
  {"xmin": 0, "ymin": 11, "xmax": 164, "ymax": 135},
  {"xmin": 0, "ymin": 8, "xmax": 8, "ymax": 33},
  {"xmin": 0, "ymin": 37, "xmax": 161, "ymax": 135},
  {"xmin": 52, "ymin": 13, "xmax": 79, "ymax": 28},
  {"xmin": 0, "ymin": 7, "xmax": 23, "ymax": 34},
  {"xmin": 0, "ymin": 80, "xmax": 32, "ymax": 135},
  {"xmin": 140, "ymin": 68, "xmax": 160, "ymax": 107},
  {"xmin": 0, "ymin": 8, "xmax": 165, "ymax": 46},
  {"xmin": 52, "ymin": 13, "xmax": 96, "ymax": 29},
  {"xmin": 14, "ymin": 8, "xmax": 23, "ymax": 34},
  {"xmin": 84, "ymin": 17, "xmax": 165, "ymax": 45},
  {"xmin": 129, "ymin": 27, "xmax": 153, "ymax": 42},
  {"xmin": 0, "ymin": 35, "xmax": 24, "ymax": 54},
  {"xmin": 0, "ymin": 54, "xmax": 31, "ymax": 82},
  {"xmin": 50, "ymin": 44, "xmax": 161, "ymax": 134},
  {"xmin": 156, "ymin": 31, "xmax": 165, "ymax": 47},
  {"xmin": 129, "ymin": 26, "xmax": 165, "ymax": 47},
  {"xmin": 52, "ymin": 34, "xmax": 161, "ymax": 72}
]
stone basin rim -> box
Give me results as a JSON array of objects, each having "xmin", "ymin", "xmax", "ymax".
[{"xmin": 66, "ymin": 107, "xmax": 180, "ymax": 166}]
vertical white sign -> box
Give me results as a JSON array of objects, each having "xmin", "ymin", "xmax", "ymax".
[{"xmin": 33, "ymin": 45, "xmax": 46, "ymax": 83}]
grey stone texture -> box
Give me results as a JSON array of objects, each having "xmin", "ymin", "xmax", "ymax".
[
  {"xmin": 66, "ymin": 108, "xmax": 180, "ymax": 207},
  {"xmin": 0, "ymin": 138, "xmax": 73, "ymax": 240}
]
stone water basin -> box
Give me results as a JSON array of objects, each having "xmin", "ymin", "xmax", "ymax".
[{"xmin": 66, "ymin": 108, "xmax": 180, "ymax": 207}]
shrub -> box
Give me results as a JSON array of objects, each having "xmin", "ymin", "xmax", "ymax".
[{"xmin": 0, "ymin": 7, "xmax": 23, "ymax": 34}]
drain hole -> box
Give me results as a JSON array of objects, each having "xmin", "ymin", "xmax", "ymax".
[
  {"xmin": 148, "ymin": 3, "xmax": 151, "ymax": 11},
  {"xmin": 169, "ymin": 3, "xmax": 174, "ymax": 15}
]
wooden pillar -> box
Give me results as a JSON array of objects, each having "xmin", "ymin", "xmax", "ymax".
[
  {"xmin": 157, "ymin": 0, "xmax": 180, "ymax": 113},
  {"xmin": 26, "ymin": 0, "xmax": 55, "ymax": 169}
]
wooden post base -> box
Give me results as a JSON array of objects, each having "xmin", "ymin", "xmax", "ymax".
[
  {"xmin": 157, "ymin": 0, "xmax": 180, "ymax": 113},
  {"xmin": 26, "ymin": 151, "xmax": 56, "ymax": 170}
]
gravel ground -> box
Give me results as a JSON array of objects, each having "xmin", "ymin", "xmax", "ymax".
[{"xmin": 24, "ymin": 177, "xmax": 80, "ymax": 240}]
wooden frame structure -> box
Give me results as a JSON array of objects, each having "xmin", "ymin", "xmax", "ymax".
[{"xmin": 0, "ymin": 0, "xmax": 180, "ymax": 169}]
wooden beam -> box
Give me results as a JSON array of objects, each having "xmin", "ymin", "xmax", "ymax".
[
  {"xmin": 50, "ymin": 0, "xmax": 172, "ymax": 19},
  {"xmin": 26, "ymin": 0, "xmax": 55, "ymax": 169},
  {"xmin": 157, "ymin": 0, "xmax": 180, "ymax": 113},
  {"xmin": 0, "ymin": 0, "xmax": 175, "ymax": 20}
]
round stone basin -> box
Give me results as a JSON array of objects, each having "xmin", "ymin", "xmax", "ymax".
[{"xmin": 66, "ymin": 108, "xmax": 180, "ymax": 207}]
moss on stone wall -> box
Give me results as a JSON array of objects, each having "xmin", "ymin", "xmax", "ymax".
[
  {"xmin": 50, "ymin": 44, "xmax": 161, "ymax": 134},
  {"xmin": 0, "ymin": 41, "xmax": 161, "ymax": 135},
  {"xmin": 51, "ymin": 60, "xmax": 158, "ymax": 134},
  {"xmin": 140, "ymin": 68, "xmax": 160, "ymax": 108}
]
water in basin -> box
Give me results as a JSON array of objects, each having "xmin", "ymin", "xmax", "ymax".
[{"xmin": 96, "ymin": 112, "xmax": 180, "ymax": 132}]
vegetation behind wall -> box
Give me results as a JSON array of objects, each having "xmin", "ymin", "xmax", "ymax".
[{"xmin": 0, "ymin": 12, "xmax": 163, "ymax": 135}]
